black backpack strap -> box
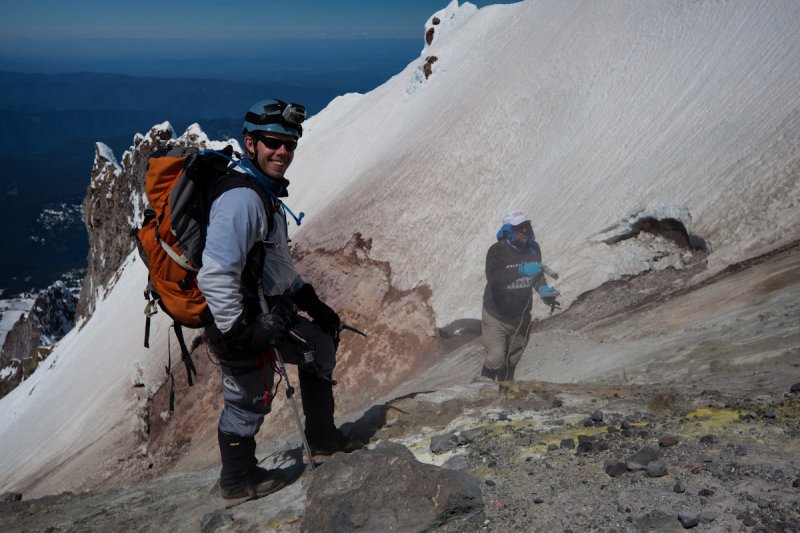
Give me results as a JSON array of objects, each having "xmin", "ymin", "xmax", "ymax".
[
  {"xmin": 173, "ymin": 323, "xmax": 198, "ymax": 386},
  {"xmin": 209, "ymin": 172, "xmax": 276, "ymax": 236},
  {"xmin": 164, "ymin": 322, "xmax": 199, "ymax": 412}
]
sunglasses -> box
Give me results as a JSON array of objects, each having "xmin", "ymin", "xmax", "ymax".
[{"xmin": 256, "ymin": 135, "xmax": 298, "ymax": 152}]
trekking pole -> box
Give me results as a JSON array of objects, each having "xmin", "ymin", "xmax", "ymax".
[
  {"xmin": 257, "ymin": 287, "xmax": 315, "ymax": 471},
  {"xmin": 340, "ymin": 322, "xmax": 367, "ymax": 337}
]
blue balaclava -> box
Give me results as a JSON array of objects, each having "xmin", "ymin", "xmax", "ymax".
[{"xmin": 497, "ymin": 208, "xmax": 536, "ymax": 249}]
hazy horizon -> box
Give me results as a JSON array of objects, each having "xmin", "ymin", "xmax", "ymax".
[{"xmin": 0, "ymin": 1, "xmax": 520, "ymax": 79}]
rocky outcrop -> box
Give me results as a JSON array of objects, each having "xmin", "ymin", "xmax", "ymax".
[
  {"xmin": 423, "ymin": 56, "xmax": 438, "ymax": 79},
  {"xmin": 0, "ymin": 315, "xmax": 39, "ymax": 369},
  {"xmin": 78, "ymin": 126, "xmax": 166, "ymax": 319},
  {"xmin": 77, "ymin": 123, "xmax": 228, "ymax": 319},
  {"xmin": 0, "ymin": 281, "xmax": 77, "ymax": 399},
  {"xmin": 301, "ymin": 441, "xmax": 483, "ymax": 532},
  {"xmin": 425, "ymin": 16, "xmax": 440, "ymax": 45},
  {"xmin": 292, "ymin": 233, "xmax": 441, "ymax": 412}
]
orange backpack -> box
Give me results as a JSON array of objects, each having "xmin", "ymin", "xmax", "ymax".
[{"xmin": 132, "ymin": 145, "xmax": 273, "ymax": 408}]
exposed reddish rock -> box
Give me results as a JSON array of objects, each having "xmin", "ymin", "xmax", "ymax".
[
  {"xmin": 424, "ymin": 56, "xmax": 439, "ymax": 79},
  {"xmin": 139, "ymin": 232, "xmax": 440, "ymax": 478}
]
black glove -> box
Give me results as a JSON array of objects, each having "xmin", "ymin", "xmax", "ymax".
[
  {"xmin": 207, "ymin": 312, "xmax": 286, "ymax": 360},
  {"xmin": 243, "ymin": 313, "xmax": 287, "ymax": 348},
  {"xmin": 291, "ymin": 283, "xmax": 341, "ymax": 337}
]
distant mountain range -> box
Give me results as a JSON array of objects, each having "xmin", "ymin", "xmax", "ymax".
[{"xmin": 0, "ymin": 54, "xmax": 416, "ymax": 294}]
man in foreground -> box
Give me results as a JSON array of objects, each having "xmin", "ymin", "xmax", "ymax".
[{"xmin": 198, "ymin": 99, "xmax": 360, "ymax": 507}]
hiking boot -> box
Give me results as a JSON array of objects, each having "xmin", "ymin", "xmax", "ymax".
[
  {"xmin": 478, "ymin": 364, "xmax": 498, "ymax": 381},
  {"xmin": 307, "ymin": 428, "xmax": 364, "ymax": 463},
  {"xmin": 220, "ymin": 467, "xmax": 288, "ymax": 508}
]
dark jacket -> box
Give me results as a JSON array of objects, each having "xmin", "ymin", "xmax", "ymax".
[{"xmin": 482, "ymin": 239, "xmax": 544, "ymax": 322}]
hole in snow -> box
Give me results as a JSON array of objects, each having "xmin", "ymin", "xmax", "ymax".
[{"xmin": 593, "ymin": 210, "xmax": 710, "ymax": 252}]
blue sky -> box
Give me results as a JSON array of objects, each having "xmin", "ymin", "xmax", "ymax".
[{"xmin": 0, "ymin": 0, "xmax": 518, "ymax": 41}]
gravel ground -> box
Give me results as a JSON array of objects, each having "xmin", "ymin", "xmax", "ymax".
[{"xmin": 1, "ymin": 243, "xmax": 798, "ymax": 532}]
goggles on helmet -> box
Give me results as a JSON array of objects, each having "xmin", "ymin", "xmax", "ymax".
[
  {"xmin": 281, "ymin": 103, "xmax": 306, "ymax": 125},
  {"xmin": 243, "ymin": 99, "xmax": 306, "ymax": 138},
  {"xmin": 245, "ymin": 102, "xmax": 305, "ymax": 126}
]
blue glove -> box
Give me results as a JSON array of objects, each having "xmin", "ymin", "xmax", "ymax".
[
  {"xmin": 518, "ymin": 262, "xmax": 542, "ymax": 277},
  {"xmin": 537, "ymin": 285, "xmax": 559, "ymax": 300}
]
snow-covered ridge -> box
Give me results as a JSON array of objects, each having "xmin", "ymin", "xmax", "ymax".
[{"xmin": 288, "ymin": 0, "xmax": 800, "ymax": 326}]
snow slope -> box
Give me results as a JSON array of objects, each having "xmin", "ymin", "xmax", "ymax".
[
  {"xmin": 288, "ymin": 0, "xmax": 800, "ymax": 325},
  {"xmin": 0, "ymin": 254, "xmax": 186, "ymax": 495}
]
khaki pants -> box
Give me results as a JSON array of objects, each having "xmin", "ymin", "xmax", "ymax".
[{"xmin": 481, "ymin": 307, "xmax": 532, "ymax": 380}]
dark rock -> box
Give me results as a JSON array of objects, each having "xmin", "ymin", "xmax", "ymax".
[
  {"xmin": 621, "ymin": 420, "xmax": 632, "ymax": 430},
  {"xmin": 577, "ymin": 435, "xmax": 593, "ymax": 443},
  {"xmin": 678, "ymin": 510, "xmax": 699, "ymax": 528},
  {"xmin": 590, "ymin": 409, "xmax": 604, "ymax": 422},
  {"xmin": 301, "ymin": 442, "xmax": 483, "ymax": 532},
  {"xmin": 438, "ymin": 318, "xmax": 481, "ymax": 338},
  {"xmin": 742, "ymin": 516, "xmax": 757, "ymax": 526},
  {"xmin": 533, "ymin": 497, "xmax": 544, "ymax": 504},
  {"xmin": 604, "ymin": 458, "xmax": 628, "ymax": 478},
  {"xmin": 443, "ymin": 455, "xmax": 470, "ymax": 471},
  {"xmin": 699, "ymin": 434, "xmax": 718, "ymax": 445},
  {"xmin": 626, "ymin": 447, "xmax": 660, "ymax": 470},
  {"xmin": 634, "ymin": 510, "xmax": 681, "ymax": 531},
  {"xmin": 658, "ymin": 435, "xmax": 679, "ymax": 448},
  {"xmin": 552, "ymin": 399, "xmax": 564, "ymax": 408},
  {"xmin": 485, "ymin": 479, "xmax": 496, "ymax": 486},
  {"xmin": 646, "ymin": 460, "xmax": 668, "ymax": 477},
  {"xmin": 576, "ymin": 441, "xmax": 594, "ymax": 454},
  {"xmin": 560, "ymin": 439, "xmax": 575, "ymax": 449},
  {"xmin": 0, "ymin": 492, "xmax": 22, "ymax": 504},
  {"xmin": 423, "ymin": 55, "xmax": 438, "ymax": 79},
  {"xmin": 547, "ymin": 444, "xmax": 558, "ymax": 451},
  {"xmin": 673, "ymin": 481, "xmax": 685, "ymax": 493},
  {"xmin": 763, "ymin": 411, "xmax": 776, "ymax": 419},
  {"xmin": 460, "ymin": 427, "xmax": 486, "ymax": 443},
  {"xmin": 698, "ymin": 509, "xmax": 717, "ymax": 524},
  {"xmin": 430, "ymin": 433, "xmax": 461, "ymax": 454},
  {"xmin": 201, "ymin": 512, "xmax": 234, "ymax": 533},
  {"xmin": 793, "ymin": 478, "xmax": 800, "ymax": 488},
  {"xmin": 790, "ymin": 383, "xmax": 800, "ymax": 394},
  {"xmin": 425, "ymin": 27, "xmax": 435, "ymax": 46}
]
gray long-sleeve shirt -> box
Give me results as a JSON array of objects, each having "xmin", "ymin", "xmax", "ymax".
[{"xmin": 197, "ymin": 186, "xmax": 304, "ymax": 333}]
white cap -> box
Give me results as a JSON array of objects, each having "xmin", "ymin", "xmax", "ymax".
[{"xmin": 502, "ymin": 209, "xmax": 529, "ymax": 226}]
